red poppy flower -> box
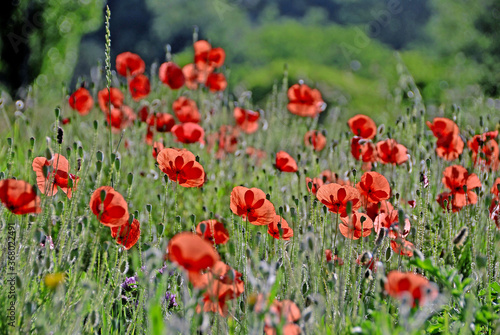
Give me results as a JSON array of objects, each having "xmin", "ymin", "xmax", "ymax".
[
  {"xmin": 171, "ymin": 123, "xmax": 205, "ymax": 144},
  {"xmin": 182, "ymin": 63, "xmax": 206, "ymax": 90},
  {"xmin": 199, "ymin": 262, "xmax": 244, "ymax": 316},
  {"xmin": 68, "ymin": 87, "xmax": 93, "ymax": 116},
  {"xmin": 173, "ymin": 97, "xmax": 201, "ymax": 123},
  {"xmin": 152, "ymin": 141, "xmax": 164, "ymax": 159},
  {"xmin": 147, "ymin": 113, "xmax": 176, "ymax": 133},
  {"xmin": 234, "ymin": 107, "xmax": 260, "ymax": 134},
  {"xmin": 356, "ymin": 171, "xmax": 391, "ymax": 204},
  {"xmin": 325, "ymin": 249, "xmax": 344, "ymax": 265},
  {"xmin": 196, "ymin": 220, "xmax": 230, "ymax": 245},
  {"xmin": 426, "ymin": 117, "xmax": 464, "ymax": 160},
  {"xmin": 32, "ymin": 154, "xmax": 79, "ymax": 198},
  {"xmin": 167, "ymin": 232, "xmax": 219, "ymax": 274},
  {"xmin": 156, "ymin": 148, "xmax": 205, "ymax": 187},
  {"xmin": 287, "ymin": 83, "xmax": 325, "ymax": 117},
  {"xmin": 0, "ymin": 179, "xmax": 41, "ymax": 215},
  {"xmin": 264, "ymin": 299, "xmax": 301, "ymax": 335},
  {"xmin": 489, "ymin": 200, "xmax": 500, "ymax": 230},
  {"xmin": 116, "ymin": 52, "xmax": 145, "ymax": 77},
  {"xmin": 385, "ymin": 271, "xmax": 438, "ymax": 307},
  {"xmin": 316, "ymin": 183, "xmax": 361, "ymax": 216},
  {"xmin": 98, "ymin": 87, "xmax": 124, "ymax": 112},
  {"xmin": 159, "ymin": 62, "xmax": 185, "ymax": 89},
  {"xmin": 376, "ymin": 139, "xmax": 408, "ymax": 165},
  {"xmin": 61, "ymin": 118, "xmax": 71, "ymax": 125},
  {"xmin": 305, "ymin": 177, "xmax": 324, "ymax": 195},
  {"xmin": 207, "ymin": 125, "xmax": 239, "ymax": 159},
  {"xmin": 441, "ymin": 165, "xmax": 481, "ymax": 209},
  {"xmin": 194, "ymin": 40, "xmax": 226, "ymax": 71},
  {"xmin": 128, "ymin": 74, "xmax": 150, "ymax": 101},
  {"xmin": 268, "ymin": 215, "xmax": 294, "ymax": 240},
  {"xmin": 110, "ymin": 218, "xmax": 140, "ymax": 250},
  {"xmin": 107, "ymin": 106, "xmax": 136, "ymax": 133},
  {"xmin": 374, "ymin": 211, "xmax": 410, "ymax": 239},
  {"xmin": 468, "ymin": 131, "xmax": 499, "ymax": 170},
  {"xmin": 89, "ymin": 186, "xmax": 129, "ymax": 227},
  {"xmin": 365, "ymin": 200, "xmax": 394, "ymax": 221},
  {"xmin": 205, "ymin": 72, "xmax": 227, "ymax": 92},
  {"xmin": 304, "ymin": 130, "xmax": 327, "ymax": 151},
  {"xmin": 350, "ymin": 137, "xmax": 378, "ymax": 163},
  {"xmin": 275, "ymin": 151, "xmax": 298, "ymax": 173},
  {"xmin": 138, "ymin": 105, "xmax": 149, "ymax": 122},
  {"xmin": 390, "ymin": 239, "xmax": 414, "ymax": 257},
  {"xmin": 339, "ymin": 212, "xmax": 373, "ymax": 239},
  {"xmin": 347, "ymin": 114, "xmax": 377, "ymax": 139},
  {"xmin": 491, "ymin": 178, "xmax": 500, "ymax": 197},
  {"xmin": 230, "ymin": 186, "xmax": 276, "ymax": 226}
]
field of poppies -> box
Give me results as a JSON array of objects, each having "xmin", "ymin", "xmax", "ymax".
[{"xmin": 0, "ymin": 19, "xmax": 500, "ymax": 334}]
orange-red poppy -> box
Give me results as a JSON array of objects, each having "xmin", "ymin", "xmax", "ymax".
[
  {"xmin": 0, "ymin": 179, "xmax": 41, "ymax": 215},
  {"xmin": 230, "ymin": 186, "xmax": 276, "ymax": 226},
  {"xmin": 385, "ymin": 271, "xmax": 438, "ymax": 307},
  {"xmin": 182, "ymin": 63, "xmax": 206, "ymax": 90},
  {"xmin": 173, "ymin": 96, "xmax": 201, "ymax": 123},
  {"xmin": 159, "ymin": 62, "xmax": 185, "ymax": 89},
  {"xmin": 32, "ymin": 154, "xmax": 79, "ymax": 198},
  {"xmin": 347, "ymin": 114, "xmax": 377, "ymax": 139},
  {"xmin": 356, "ymin": 171, "xmax": 391, "ymax": 204},
  {"xmin": 151, "ymin": 141, "xmax": 164, "ymax": 159},
  {"xmin": 390, "ymin": 239, "xmax": 414, "ymax": 257},
  {"xmin": 350, "ymin": 137, "xmax": 378, "ymax": 164},
  {"xmin": 194, "ymin": 40, "xmax": 226, "ymax": 71},
  {"xmin": 107, "ymin": 106, "xmax": 136, "ymax": 133},
  {"xmin": 98, "ymin": 87, "xmax": 124, "ymax": 112},
  {"xmin": 167, "ymin": 232, "xmax": 219, "ymax": 275},
  {"xmin": 147, "ymin": 112, "xmax": 176, "ymax": 133},
  {"xmin": 89, "ymin": 186, "xmax": 129, "ymax": 227},
  {"xmin": 491, "ymin": 177, "xmax": 500, "ymax": 198},
  {"xmin": 316, "ymin": 183, "xmax": 361, "ymax": 217},
  {"xmin": 374, "ymin": 211, "xmax": 410, "ymax": 239},
  {"xmin": 287, "ymin": 83, "xmax": 325, "ymax": 118},
  {"xmin": 171, "ymin": 122, "xmax": 205, "ymax": 144},
  {"xmin": 376, "ymin": 139, "xmax": 408, "ymax": 165},
  {"xmin": 68, "ymin": 87, "xmax": 93, "ymax": 116},
  {"xmin": 196, "ymin": 220, "xmax": 230, "ymax": 245},
  {"xmin": 138, "ymin": 105, "xmax": 149, "ymax": 122},
  {"xmin": 156, "ymin": 148, "xmax": 205, "ymax": 188},
  {"xmin": 325, "ymin": 249, "xmax": 344, "ymax": 265},
  {"xmin": 264, "ymin": 299, "xmax": 301, "ymax": 335},
  {"xmin": 128, "ymin": 74, "xmax": 150, "ymax": 101},
  {"xmin": 304, "ymin": 130, "xmax": 327, "ymax": 151},
  {"xmin": 441, "ymin": 165, "xmax": 481, "ymax": 209},
  {"xmin": 275, "ymin": 151, "xmax": 298, "ymax": 173},
  {"xmin": 116, "ymin": 52, "xmax": 145, "ymax": 77},
  {"xmin": 365, "ymin": 200, "xmax": 394, "ymax": 221},
  {"xmin": 110, "ymin": 218, "xmax": 141, "ymax": 250},
  {"xmin": 234, "ymin": 107, "xmax": 260, "ymax": 134},
  {"xmin": 305, "ymin": 177, "xmax": 324, "ymax": 195},
  {"xmin": 199, "ymin": 261, "xmax": 244, "ymax": 316},
  {"xmin": 339, "ymin": 212, "xmax": 373, "ymax": 239},
  {"xmin": 468, "ymin": 131, "xmax": 499, "ymax": 170},
  {"xmin": 268, "ymin": 215, "xmax": 294, "ymax": 240},
  {"xmin": 426, "ymin": 117, "xmax": 464, "ymax": 160},
  {"xmin": 205, "ymin": 72, "xmax": 227, "ymax": 92}
]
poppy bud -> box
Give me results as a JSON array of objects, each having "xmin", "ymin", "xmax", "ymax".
[
  {"xmin": 77, "ymin": 158, "xmax": 82, "ymax": 171},
  {"xmin": 364, "ymin": 269, "xmax": 373, "ymax": 281},
  {"xmin": 114, "ymin": 158, "xmax": 121, "ymax": 171},
  {"xmin": 42, "ymin": 165, "xmax": 50, "ymax": 178},
  {"xmin": 96, "ymin": 160, "xmax": 102, "ymax": 172},
  {"xmin": 266, "ymin": 193, "xmax": 271, "ymax": 200},
  {"xmin": 375, "ymin": 228, "xmax": 386, "ymax": 246},
  {"xmin": 128, "ymin": 214, "xmax": 134, "ymax": 224},
  {"xmin": 127, "ymin": 172, "xmax": 133, "ymax": 186},
  {"xmin": 56, "ymin": 201, "xmax": 64, "ymax": 215},
  {"xmin": 146, "ymin": 204, "xmax": 152, "ymax": 213},
  {"xmin": 93, "ymin": 120, "xmax": 99, "ymax": 130},
  {"xmin": 54, "ymin": 107, "xmax": 60, "ymax": 118},
  {"xmin": 462, "ymin": 185, "xmax": 467, "ymax": 193},
  {"xmin": 68, "ymin": 178, "xmax": 73, "ymax": 189},
  {"xmin": 416, "ymin": 189, "xmax": 420, "ymax": 197},
  {"xmin": 199, "ymin": 222, "xmax": 206, "ymax": 235},
  {"xmin": 278, "ymin": 206, "xmax": 284, "ymax": 215},
  {"xmin": 352, "ymin": 169, "xmax": 356, "ymax": 177},
  {"xmin": 66, "ymin": 147, "xmax": 71, "ymax": 158},
  {"xmin": 96, "ymin": 151, "xmax": 103, "ymax": 161},
  {"xmin": 111, "ymin": 153, "xmax": 116, "ymax": 162},
  {"xmin": 57, "ymin": 127, "xmax": 63, "ymax": 144},
  {"xmin": 100, "ymin": 189, "xmax": 107, "ymax": 203},
  {"xmin": 426, "ymin": 158, "xmax": 431, "ymax": 168},
  {"xmin": 30, "ymin": 137, "xmax": 35, "ymax": 148},
  {"xmin": 175, "ymin": 216, "xmax": 181, "ymax": 223},
  {"xmin": 190, "ymin": 214, "xmax": 196, "ymax": 224}
]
